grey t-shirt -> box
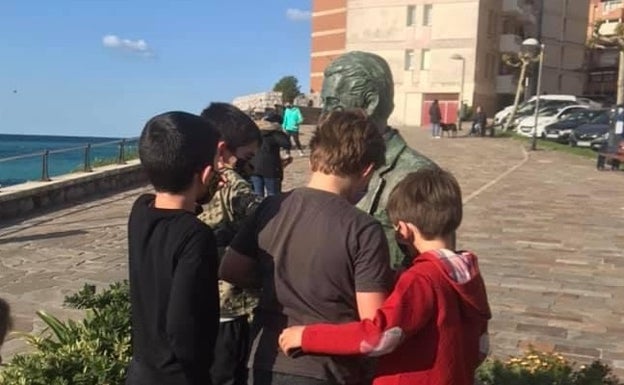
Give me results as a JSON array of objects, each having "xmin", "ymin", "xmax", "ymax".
[{"xmin": 230, "ymin": 187, "xmax": 394, "ymax": 384}]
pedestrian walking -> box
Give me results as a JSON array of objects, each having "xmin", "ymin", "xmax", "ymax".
[
  {"xmin": 282, "ymin": 101, "xmax": 304, "ymax": 156},
  {"xmin": 429, "ymin": 100, "xmax": 442, "ymax": 139}
]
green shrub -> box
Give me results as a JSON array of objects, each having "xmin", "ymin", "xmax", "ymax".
[
  {"xmin": 0, "ymin": 281, "xmax": 131, "ymax": 385},
  {"xmin": 477, "ymin": 348, "xmax": 621, "ymax": 385}
]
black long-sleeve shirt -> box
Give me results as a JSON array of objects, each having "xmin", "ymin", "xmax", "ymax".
[
  {"xmin": 126, "ymin": 194, "xmax": 219, "ymax": 385},
  {"xmin": 252, "ymin": 128, "xmax": 292, "ymax": 179}
]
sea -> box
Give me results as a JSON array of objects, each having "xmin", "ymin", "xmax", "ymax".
[{"xmin": 0, "ymin": 134, "xmax": 137, "ymax": 187}]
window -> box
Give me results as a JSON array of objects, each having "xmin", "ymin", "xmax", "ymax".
[
  {"xmin": 423, "ymin": 4, "xmax": 432, "ymax": 26},
  {"xmin": 421, "ymin": 49, "xmax": 431, "ymax": 70},
  {"xmin": 407, "ymin": 5, "xmax": 416, "ymax": 26},
  {"xmin": 405, "ymin": 49, "xmax": 415, "ymax": 70},
  {"xmin": 603, "ymin": 0, "xmax": 622, "ymax": 13}
]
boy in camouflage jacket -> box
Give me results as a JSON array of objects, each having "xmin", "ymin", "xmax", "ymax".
[{"xmin": 199, "ymin": 103, "xmax": 263, "ymax": 385}]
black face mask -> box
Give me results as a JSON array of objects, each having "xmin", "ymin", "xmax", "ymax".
[{"xmin": 234, "ymin": 158, "xmax": 254, "ymax": 179}]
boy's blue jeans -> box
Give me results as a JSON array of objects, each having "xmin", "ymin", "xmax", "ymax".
[{"xmin": 250, "ymin": 176, "xmax": 281, "ymax": 197}]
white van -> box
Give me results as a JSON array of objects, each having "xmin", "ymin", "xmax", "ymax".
[{"xmin": 493, "ymin": 95, "xmax": 601, "ymax": 126}]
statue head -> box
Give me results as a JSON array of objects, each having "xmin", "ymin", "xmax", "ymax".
[{"xmin": 321, "ymin": 51, "xmax": 394, "ymax": 131}]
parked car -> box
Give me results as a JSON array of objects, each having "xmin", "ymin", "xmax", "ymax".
[
  {"xmin": 515, "ymin": 105, "xmax": 589, "ymax": 138},
  {"xmin": 544, "ymin": 109, "xmax": 607, "ymax": 143},
  {"xmin": 569, "ymin": 111, "xmax": 612, "ymax": 148},
  {"xmin": 493, "ymin": 95, "xmax": 601, "ymax": 127}
]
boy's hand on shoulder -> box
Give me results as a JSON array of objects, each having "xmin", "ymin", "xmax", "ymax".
[{"xmin": 278, "ymin": 325, "xmax": 305, "ymax": 356}]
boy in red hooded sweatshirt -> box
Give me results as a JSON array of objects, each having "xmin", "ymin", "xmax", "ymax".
[{"xmin": 278, "ymin": 167, "xmax": 491, "ymax": 385}]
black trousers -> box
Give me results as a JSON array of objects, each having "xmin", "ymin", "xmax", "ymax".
[
  {"xmin": 286, "ymin": 131, "xmax": 303, "ymax": 151},
  {"xmin": 210, "ymin": 316, "xmax": 250, "ymax": 385}
]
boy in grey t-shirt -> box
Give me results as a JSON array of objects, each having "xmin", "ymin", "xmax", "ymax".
[{"xmin": 221, "ymin": 110, "xmax": 394, "ymax": 385}]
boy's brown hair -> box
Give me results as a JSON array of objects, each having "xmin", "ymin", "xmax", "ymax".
[
  {"xmin": 309, "ymin": 109, "xmax": 385, "ymax": 176},
  {"xmin": 0, "ymin": 298, "xmax": 12, "ymax": 346},
  {"xmin": 387, "ymin": 167, "xmax": 463, "ymax": 240}
]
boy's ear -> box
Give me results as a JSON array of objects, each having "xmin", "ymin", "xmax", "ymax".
[
  {"xmin": 396, "ymin": 221, "xmax": 418, "ymax": 244},
  {"xmin": 217, "ymin": 140, "xmax": 228, "ymax": 157},
  {"xmin": 199, "ymin": 164, "xmax": 213, "ymax": 186},
  {"xmin": 217, "ymin": 140, "xmax": 236, "ymax": 167},
  {"xmin": 362, "ymin": 163, "xmax": 375, "ymax": 179}
]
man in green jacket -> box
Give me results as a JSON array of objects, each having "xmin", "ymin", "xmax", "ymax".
[
  {"xmin": 282, "ymin": 101, "xmax": 304, "ymax": 156},
  {"xmin": 321, "ymin": 51, "xmax": 445, "ymax": 270}
]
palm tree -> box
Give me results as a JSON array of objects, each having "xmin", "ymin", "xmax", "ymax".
[{"xmin": 501, "ymin": 51, "xmax": 540, "ymax": 131}]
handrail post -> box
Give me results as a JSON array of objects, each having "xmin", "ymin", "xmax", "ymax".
[
  {"xmin": 118, "ymin": 139, "xmax": 126, "ymax": 165},
  {"xmin": 41, "ymin": 150, "xmax": 51, "ymax": 181},
  {"xmin": 84, "ymin": 144, "xmax": 92, "ymax": 172}
]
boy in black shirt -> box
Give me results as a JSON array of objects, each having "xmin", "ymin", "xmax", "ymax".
[{"xmin": 126, "ymin": 111, "xmax": 222, "ymax": 385}]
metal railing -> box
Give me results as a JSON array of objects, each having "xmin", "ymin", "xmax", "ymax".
[{"xmin": 0, "ymin": 137, "xmax": 139, "ymax": 188}]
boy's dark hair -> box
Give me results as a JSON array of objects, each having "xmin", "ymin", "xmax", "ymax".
[
  {"xmin": 0, "ymin": 298, "xmax": 12, "ymax": 345},
  {"xmin": 200, "ymin": 103, "xmax": 261, "ymax": 151},
  {"xmin": 387, "ymin": 167, "xmax": 463, "ymax": 240},
  {"xmin": 309, "ymin": 109, "xmax": 385, "ymax": 176},
  {"xmin": 139, "ymin": 111, "xmax": 221, "ymax": 193}
]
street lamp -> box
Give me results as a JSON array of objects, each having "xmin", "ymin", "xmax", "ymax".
[
  {"xmin": 522, "ymin": 38, "xmax": 545, "ymax": 151},
  {"xmin": 451, "ymin": 53, "xmax": 466, "ymax": 129}
]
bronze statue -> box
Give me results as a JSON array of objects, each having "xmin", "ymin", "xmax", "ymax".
[{"xmin": 321, "ymin": 51, "xmax": 439, "ymax": 269}]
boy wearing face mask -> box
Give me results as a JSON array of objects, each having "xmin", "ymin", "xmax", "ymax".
[
  {"xmin": 126, "ymin": 111, "xmax": 222, "ymax": 385},
  {"xmin": 198, "ymin": 103, "xmax": 264, "ymax": 385},
  {"xmin": 278, "ymin": 168, "xmax": 492, "ymax": 385},
  {"xmin": 199, "ymin": 103, "xmax": 263, "ymax": 251},
  {"xmin": 220, "ymin": 110, "xmax": 394, "ymax": 385}
]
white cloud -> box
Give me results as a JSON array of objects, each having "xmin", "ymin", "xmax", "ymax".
[
  {"xmin": 102, "ymin": 34, "xmax": 153, "ymax": 57},
  {"xmin": 286, "ymin": 8, "xmax": 311, "ymax": 21}
]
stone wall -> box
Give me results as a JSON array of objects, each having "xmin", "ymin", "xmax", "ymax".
[
  {"xmin": 232, "ymin": 92, "xmax": 283, "ymax": 112},
  {"xmin": 0, "ymin": 160, "xmax": 147, "ymax": 222}
]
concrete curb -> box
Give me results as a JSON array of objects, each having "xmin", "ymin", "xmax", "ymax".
[{"xmin": 0, "ymin": 160, "xmax": 147, "ymax": 222}]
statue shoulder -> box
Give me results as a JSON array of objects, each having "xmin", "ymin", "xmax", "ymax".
[{"xmin": 385, "ymin": 130, "xmax": 437, "ymax": 173}]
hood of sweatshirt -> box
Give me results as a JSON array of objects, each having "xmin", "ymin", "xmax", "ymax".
[{"xmin": 415, "ymin": 249, "xmax": 492, "ymax": 322}]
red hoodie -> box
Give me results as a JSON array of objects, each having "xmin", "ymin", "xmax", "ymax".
[{"xmin": 301, "ymin": 250, "xmax": 491, "ymax": 385}]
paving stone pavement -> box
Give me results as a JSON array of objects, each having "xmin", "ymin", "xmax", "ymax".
[{"xmin": 1, "ymin": 126, "xmax": 624, "ymax": 374}]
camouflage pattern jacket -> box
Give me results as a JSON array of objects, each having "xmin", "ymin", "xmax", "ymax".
[
  {"xmin": 357, "ymin": 129, "xmax": 436, "ymax": 270},
  {"xmin": 197, "ymin": 166, "xmax": 263, "ymax": 318}
]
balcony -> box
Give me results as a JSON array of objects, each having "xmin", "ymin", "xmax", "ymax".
[
  {"xmin": 499, "ymin": 34, "xmax": 522, "ymax": 53},
  {"xmin": 497, "ymin": 74, "xmax": 517, "ymax": 94},
  {"xmin": 502, "ymin": 0, "xmax": 535, "ymax": 23},
  {"xmin": 502, "ymin": 0, "xmax": 524, "ymax": 17}
]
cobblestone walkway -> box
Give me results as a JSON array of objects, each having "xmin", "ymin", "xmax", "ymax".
[{"xmin": 1, "ymin": 126, "xmax": 623, "ymax": 373}]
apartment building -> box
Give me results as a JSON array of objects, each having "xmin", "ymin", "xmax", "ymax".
[
  {"xmin": 586, "ymin": 0, "xmax": 623, "ymax": 101},
  {"xmin": 310, "ymin": 0, "xmax": 589, "ymax": 126},
  {"xmin": 537, "ymin": 0, "xmax": 588, "ymax": 97}
]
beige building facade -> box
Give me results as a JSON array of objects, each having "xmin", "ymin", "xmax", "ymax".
[
  {"xmin": 311, "ymin": 0, "xmax": 589, "ymax": 126},
  {"xmin": 538, "ymin": 0, "xmax": 588, "ymax": 97}
]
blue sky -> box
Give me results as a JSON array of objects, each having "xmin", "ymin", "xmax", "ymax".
[{"xmin": 0, "ymin": 1, "xmax": 311, "ymax": 137}]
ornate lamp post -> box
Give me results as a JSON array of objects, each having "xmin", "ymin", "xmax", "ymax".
[{"xmin": 522, "ymin": 38, "xmax": 545, "ymax": 151}]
